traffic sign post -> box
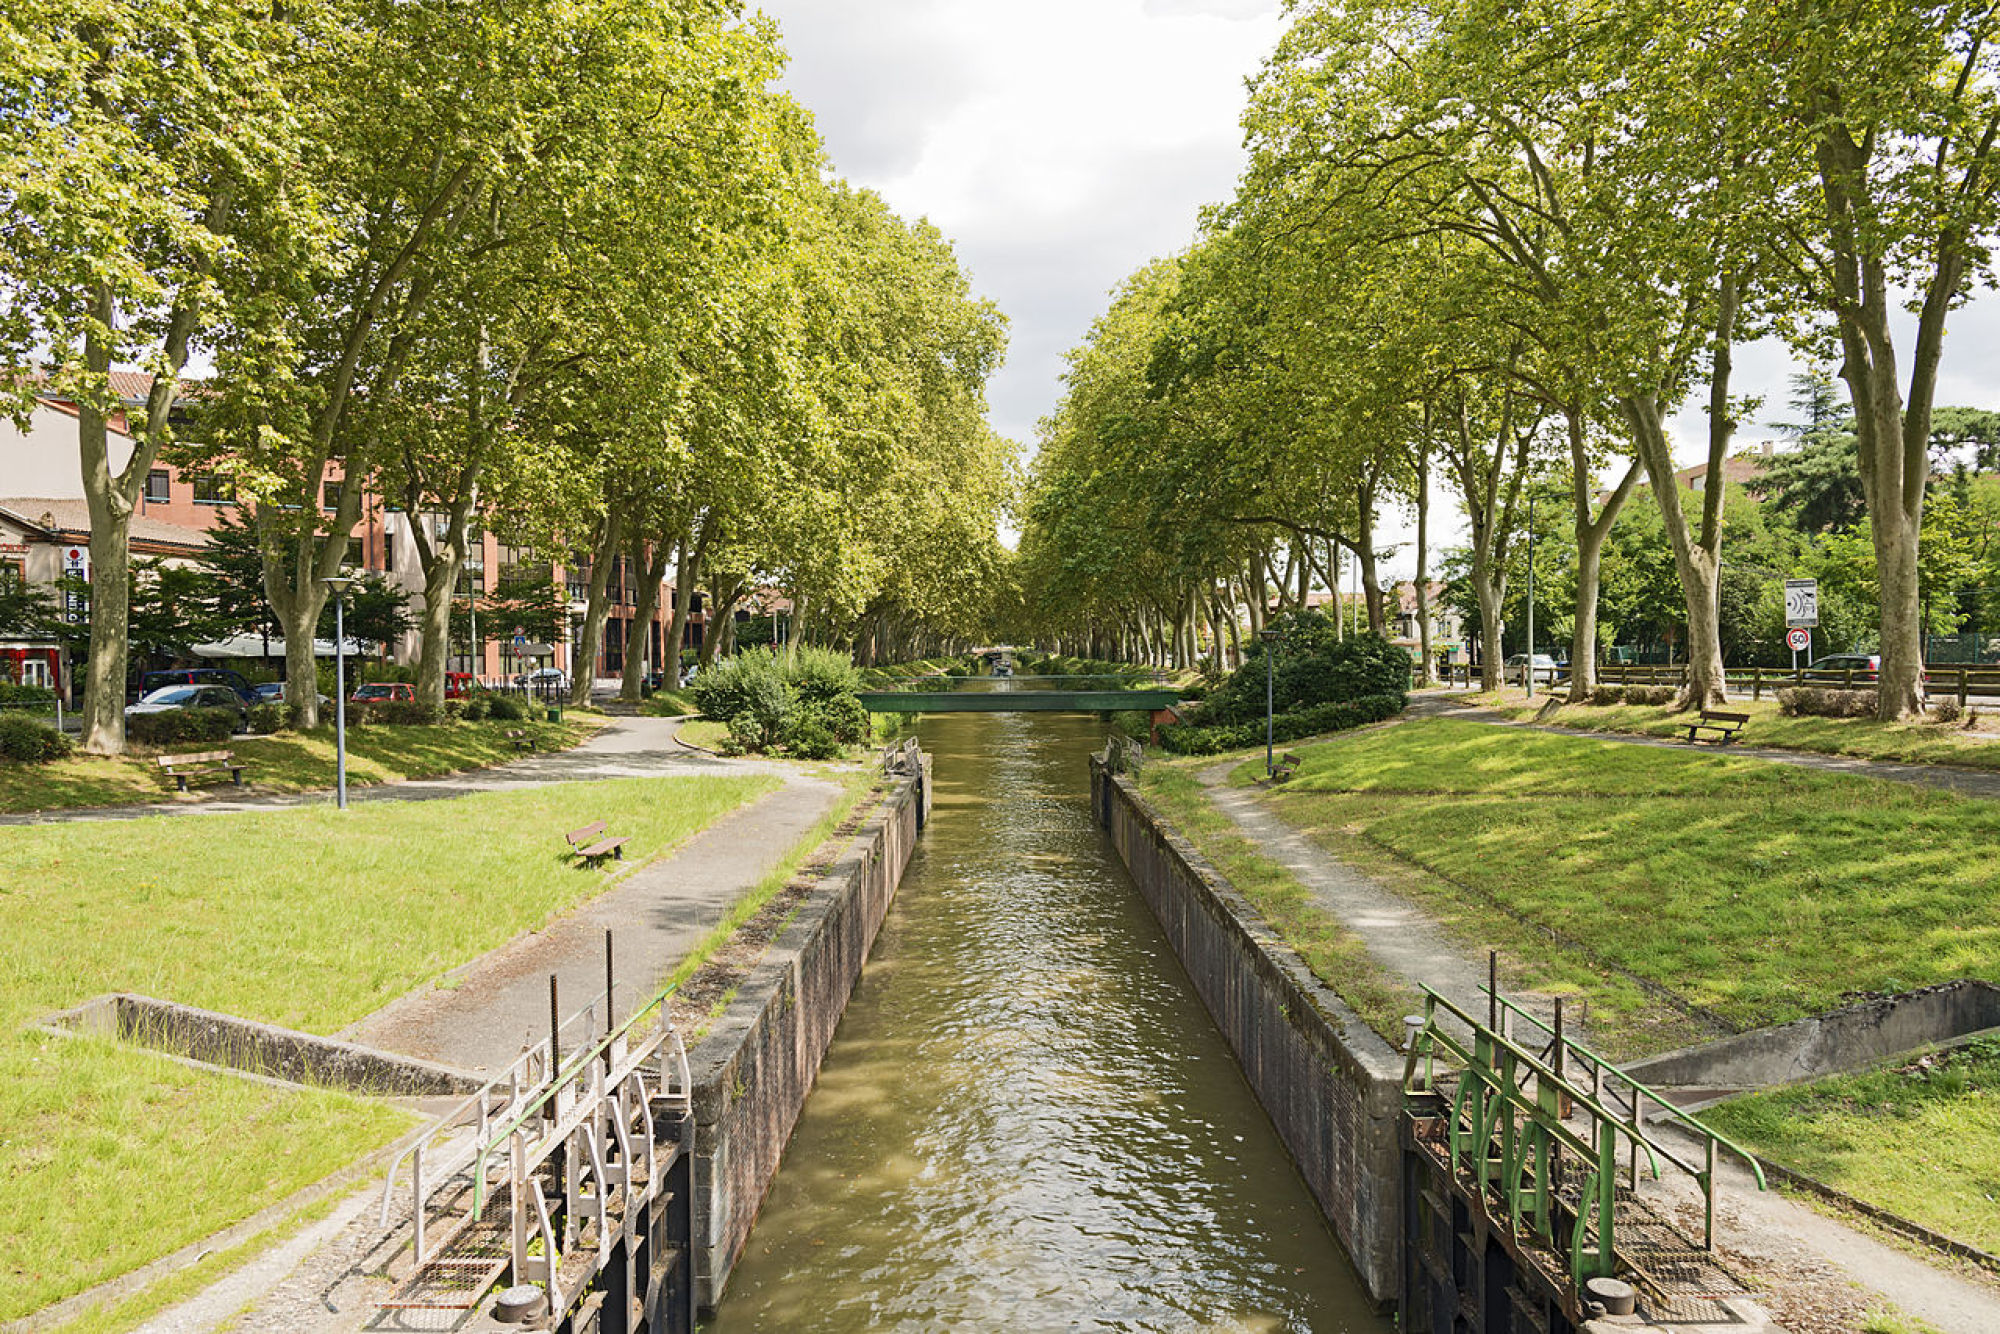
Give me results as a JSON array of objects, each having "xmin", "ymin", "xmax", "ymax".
[{"xmin": 1784, "ymin": 580, "xmax": 1818, "ymax": 674}]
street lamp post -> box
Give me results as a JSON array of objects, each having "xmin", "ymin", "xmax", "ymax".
[
  {"xmin": 322, "ymin": 576, "xmax": 355, "ymax": 810},
  {"xmin": 1260, "ymin": 626, "xmax": 1281, "ymax": 776},
  {"xmin": 1526, "ymin": 491, "xmax": 1537, "ymax": 701}
]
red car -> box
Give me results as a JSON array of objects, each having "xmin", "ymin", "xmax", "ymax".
[
  {"xmin": 445, "ymin": 672, "xmax": 478, "ymax": 699},
  {"xmin": 350, "ymin": 682, "xmax": 416, "ymax": 704}
]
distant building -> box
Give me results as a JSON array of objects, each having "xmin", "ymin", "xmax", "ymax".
[{"xmin": 1392, "ymin": 581, "xmax": 1465, "ymax": 664}]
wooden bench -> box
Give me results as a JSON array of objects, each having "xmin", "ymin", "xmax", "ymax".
[
  {"xmin": 565, "ymin": 820, "xmax": 629, "ymax": 866},
  {"xmin": 158, "ymin": 750, "xmax": 246, "ymax": 792},
  {"xmin": 505, "ymin": 728, "xmax": 536, "ymax": 752},
  {"xmin": 1265, "ymin": 751, "xmax": 1303, "ymax": 784},
  {"xmin": 1682, "ymin": 710, "xmax": 1749, "ymax": 744}
]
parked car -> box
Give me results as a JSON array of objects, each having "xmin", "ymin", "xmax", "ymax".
[
  {"xmin": 125, "ymin": 684, "xmax": 249, "ymax": 728},
  {"xmin": 254, "ymin": 681, "xmax": 332, "ymax": 709},
  {"xmin": 1806, "ymin": 653, "xmax": 1879, "ymax": 682},
  {"xmin": 139, "ymin": 667, "xmax": 256, "ymax": 704},
  {"xmin": 1502, "ymin": 653, "xmax": 1562, "ymax": 685},
  {"xmin": 445, "ymin": 672, "xmax": 478, "ymax": 699},
  {"xmin": 514, "ymin": 667, "xmax": 569, "ymax": 693},
  {"xmin": 350, "ymin": 682, "xmax": 417, "ymax": 704}
]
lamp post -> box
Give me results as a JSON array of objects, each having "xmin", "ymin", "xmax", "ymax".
[
  {"xmin": 1525, "ymin": 490, "xmax": 1537, "ymax": 701},
  {"xmin": 1260, "ymin": 626, "xmax": 1281, "ymax": 776},
  {"xmin": 322, "ymin": 576, "xmax": 355, "ymax": 810}
]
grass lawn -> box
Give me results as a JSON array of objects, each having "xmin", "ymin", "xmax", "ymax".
[
  {"xmin": 1703, "ymin": 1037, "xmax": 2000, "ymax": 1256},
  {"xmin": 1236, "ymin": 718, "xmax": 2000, "ymax": 1050},
  {"xmin": 640, "ymin": 688, "xmax": 699, "ymax": 717},
  {"xmin": 1138, "ymin": 765, "xmax": 1418, "ymax": 1041},
  {"xmin": 0, "ymin": 771, "xmax": 775, "ymax": 1321},
  {"xmin": 0, "ymin": 715, "xmax": 597, "ymax": 815},
  {"xmin": 1465, "ymin": 690, "xmax": 2000, "ymax": 771}
]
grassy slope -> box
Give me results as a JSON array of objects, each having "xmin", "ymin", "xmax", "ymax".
[
  {"xmin": 1704, "ymin": 1037, "xmax": 2000, "ymax": 1255},
  {"xmin": 0, "ymin": 772, "xmax": 775, "ymax": 1320},
  {"xmin": 1138, "ymin": 765, "xmax": 1418, "ymax": 1041},
  {"xmin": 1240, "ymin": 718, "xmax": 1999, "ymax": 1048},
  {"xmin": 0, "ymin": 715, "xmax": 596, "ymax": 814},
  {"xmin": 1471, "ymin": 692, "xmax": 2000, "ymax": 771}
]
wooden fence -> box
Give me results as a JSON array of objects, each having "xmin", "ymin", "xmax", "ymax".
[{"xmin": 1425, "ymin": 661, "xmax": 2000, "ymax": 704}]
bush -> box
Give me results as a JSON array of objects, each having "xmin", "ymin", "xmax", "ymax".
[
  {"xmin": 0, "ymin": 683, "xmax": 56, "ymax": 707},
  {"xmin": 246, "ymin": 702, "xmax": 291, "ymax": 735},
  {"xmin": 487, "ymin": 695, "xmax": 529, "ymax": 722},
  {"xmin": 1158, "ymin": 692, "xmax": 1406, "ymax": 755},
  {"xmin": 0, "ymin": 712, "xmax": 72, "ymax": 762},
  {"xmin": 1932, "ymin": 697, "xmax": 1964, "ymax": 724},
  {"xmin": 458, "ymin": 694, "xmax": 492, "ymax": 722},
  {"xmin": 790, "ymin": 647, "xmax": 860, "ymax": 704},
  {"xmin": 376, "ymin": 700, "xmax": 443, "ymax": 726},
  {"xmin": 126, "ymin": 707, "xmax": 238, "ymax": 747},
  {"xmin": 783, "ymin": 714, "xmax": 841, "ymax": 759},
  {"xmin": 689, "ymin": 650, "xmax": 789, "ymax": 724},
  {"xmin": 721, "ymin": 714, "xmax": 763, "ymax": 756},
  {"xmin": 1583, "ymin": 685, "xmax": 1675, "ymax": 707},
  {"xmin": 799, "ymin": 693, "xmax": 870, "ymax": 745},
  {"xmin": 1196, "ymin": 620, "xmax": 1411, "ymax": 726},
  {"xmin": 1776, "ymin": 687, "xmax": 1878, "ymax": 718}
]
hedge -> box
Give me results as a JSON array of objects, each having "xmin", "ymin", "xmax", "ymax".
[
  {"xmin": 1157, "ymin": 692, "xmax": 1407, "ymax": 755},
  {"xmin": 126, "ymin": 707, "xmax": 239, "ymax": 747}
]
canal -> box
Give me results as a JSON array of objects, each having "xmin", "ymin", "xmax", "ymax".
[{"xmin": 707, "ymin": 711, "xmax": 1388, "ymax": 1332}]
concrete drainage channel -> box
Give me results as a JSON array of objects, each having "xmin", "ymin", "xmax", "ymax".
[
  {"xmin": 41, "ymin": 991, "xmax": 481, "ymax": 1096},
  {"xmin": 1623, "ymin": 979, "xmax": 2000, "ymax": 1108}
]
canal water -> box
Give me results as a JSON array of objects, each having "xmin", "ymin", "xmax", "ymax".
[{"xmin": 707, "ymin": 711, "xmax": 1387, "ymax": 1332}]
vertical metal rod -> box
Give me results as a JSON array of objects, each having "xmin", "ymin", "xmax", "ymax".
[
  {"xmin": 1489, "ymin": 951, "xmax": 1499, "ymax": 1032},
  {"xmin": 334, "ymin": 594, "xmax": 348, "ymax": 810},
  {"xmin": 604, "ymin": 929, "xmax": 615, "ymax": 1074},
  {"xmin": 549, "ymin": 974, "xmax": 561, "ymax": 1076}
]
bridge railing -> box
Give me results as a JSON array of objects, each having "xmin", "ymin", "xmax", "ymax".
[{"xmin": 1403, "ymin": 982, "xmax": 1764, "ymax": 1291}]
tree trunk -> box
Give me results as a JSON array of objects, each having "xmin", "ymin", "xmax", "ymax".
[
  {"xmin": 568, "ymin": 514, "xmax": 621, "ymax": 706},
  {"xmin": 1622, "ymin": 393, "xmax": 1728, "ymax": 709},
  {"xmin": 1415, "ymin": 442, "xmax": 1432, "ymax": 686},
  {"xmin": 660, "ymin": 524, "xmax": 711, "ymax": 688},
  {"xmin": 1474, "ymin": 556, "xmax": 1506, "ymax": 692},
  {"xmin": 1567, "ymin": 416, "xmax": 1644, "ymax": 701},
  {"xmin": 619, "ymin": 535, "xmax": 672, "ymax": 703}
]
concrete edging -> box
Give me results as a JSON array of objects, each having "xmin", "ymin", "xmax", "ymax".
[
  {"xmin": 683, "ymin": 762, "xmax": 926, "ymax": 1314},
  {"xmin": 1092, "ymin": 759, "xmax": 1405, "ymax": 1307}
]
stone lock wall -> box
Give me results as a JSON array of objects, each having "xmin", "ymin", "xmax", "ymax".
[
  {"xmin": 686, "ymin": 766, "xmax": 923, "ymax": 1314},
  {"xmin": 1091, "ymin": 760, "xmax": 1406, "ymax": 1306}
]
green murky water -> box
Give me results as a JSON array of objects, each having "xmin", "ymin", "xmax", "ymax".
[{"xmin": 706, "ymin": 712, "xmax": 1388, "ymax": 1332}]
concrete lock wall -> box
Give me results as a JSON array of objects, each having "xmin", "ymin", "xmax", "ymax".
[
  {"xmin": 1092, "ymin": 760, "xmax": 1405, "ymax": 1307},
  {"xmin": 686, "ymin": 765, "xmax": 923, "ymax": 1314}
]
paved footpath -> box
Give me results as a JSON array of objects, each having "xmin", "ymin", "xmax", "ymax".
[
  {"xmin": 1196, "ymin": 714, "xmax": 2000, "ymax": 1333},
  {"xmin": 1413, "ymin": 689, "xmax": 2000, "ymax": 800}
]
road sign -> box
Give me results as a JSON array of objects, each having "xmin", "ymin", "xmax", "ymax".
[
  {"xmin": 1784, "ymin": 578, "xmax": 1819, "ymax": 628},
  {"xmin": 1787, "ymin": 627, "xmax": 1811, "ymax": 652},
  {"xmin": 61, "ymin": 546, "xmax": 88, "ymax": 624}
]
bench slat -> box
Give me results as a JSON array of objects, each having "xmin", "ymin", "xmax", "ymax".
[{"xmin": 565, "ymin": 821, "xmax": 608, "ymax": 845}]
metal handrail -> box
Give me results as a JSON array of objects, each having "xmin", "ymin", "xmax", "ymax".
[{"xmin": 1487, "ymin": 990, "xmax": 1767, "ymax": 1192}]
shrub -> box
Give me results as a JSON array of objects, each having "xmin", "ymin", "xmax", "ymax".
[
  {"xmin": 1196, "ymin": 622, "xmax": 1411, "ymax": 726},
  {"xmin": 0, "ymin": 683, "xmax": 56, "ymax": 707},
  {"xmin": 126, "ymin": 707, "xmax": 238, "ymax": 747},
  {"xmin": 689, "ymin": 650, "xmax": 789, "ymax": 724},
  {"xmin": 722, "ymin": 714, "xmax": 763, "ymax": 755},
  {"xmin": 0, "ymin": 712, "xmax": 72, "ymax": 762},
  {"xmin": 1777, "ymin": 686, "xmax": 1878, "ymax": 718},
  {"xmin": 791, "ymin": 647, "xmax": 860, "ymax": 704},
  {"xmin": 1932, "ymin": 697, "xmax": 1964, "ymax": 724},
  {"xmin": 1626, "ymin": 686, "xmax": 1675, "ymax": 706},
  {"xmin": 1586, "ymin": 686, "xmax": 1623, "ymax": 706},
  {"xmin": 246, "ymin": 702, "xmax": 291, "ymax": 735},
  {"xmin": 487, "ymin": 695, "xmax": 529, "ymax": 722},
  {"xmin": 799, "ymin": 693, "xmax": 870, "ymax": 745},
  {"xmin": 458, "ymin": 694, "xmax": 492, "ymax": 722},
  {"xmin": 1158, "ymin": 692, "xmax": 1406, "ymax": 755},
  {"xmin": 377, "ymin": 700, "xmax": 443, "ymax": 726},
  {"xmin": 783, "ymin": 714, "xmax": 841, "ymax": 759}
]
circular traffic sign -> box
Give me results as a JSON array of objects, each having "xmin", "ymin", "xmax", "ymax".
[{"xmin": 1786, "ymin": 627, "xmax": 1811, "ymax": 652}]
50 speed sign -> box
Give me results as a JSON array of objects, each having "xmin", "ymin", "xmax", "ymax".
[{"xmin": 1787, "ymin": 627, "xmax": 1811, "ymax": 653}]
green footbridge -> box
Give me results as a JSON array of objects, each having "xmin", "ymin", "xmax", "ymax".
[{"xmin": 857, "ymin": 675, "xmax": 1182, "ymax": 715}]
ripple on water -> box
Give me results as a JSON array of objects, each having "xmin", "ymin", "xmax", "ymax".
[{"xmin": 707, "ymin": 712, "xmax": 1387, "ymax": 1333}]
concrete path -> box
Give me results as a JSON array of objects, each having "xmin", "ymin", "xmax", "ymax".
[
  {"xmin": 1411, "ymin": 690, "xmax": 2000, "ymax": 800},
  {"xmin": 340, "ymin": 771, "xmax": 845, "ymax": 1072},
  {"xmin": 0, "ymin": 712, "xmax": 817, "ymax": 825},
  {"xmin": 1197, "ymin": 757, "xmax": 1503, "ymax": 1030}
]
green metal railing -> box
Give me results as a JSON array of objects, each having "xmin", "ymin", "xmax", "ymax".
[{"xmin": 1403, "ymin": 984, "xmax": 1765, "ymax": 1290}]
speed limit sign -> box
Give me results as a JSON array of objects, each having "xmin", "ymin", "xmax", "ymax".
[{"xmin": 1786, "ymin": 627, "xmax": 1811, "ymax": 652}]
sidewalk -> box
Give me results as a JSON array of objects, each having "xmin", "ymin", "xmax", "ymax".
[{"xmin": 0, "ymin": 713, "xmax": 817, "ymax": 826}]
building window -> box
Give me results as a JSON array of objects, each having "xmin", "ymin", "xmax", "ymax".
[
  {"xmin": 323, "ymin": 481, "xmax": 343, "ymax": 512},
  {"xmin": 144, "ymin": 470, "xmax": 171, "ymax": 504},
  {"xmin": 345, "ymin": 536, "xmax": 365, "ymax": 570},
  {"xmin": 192, "ymin": 474, "xmax": 235, "ymax": 505},
  {"xmin": 455, "ymin": 565, "xmax": 485, "ymax": 597},
  {"xmin": 0, "ymin": 559, "xmax": 23, "ymax": 589}
]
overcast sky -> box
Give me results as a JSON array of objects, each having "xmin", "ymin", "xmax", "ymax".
[{"xmin": 754, "ymin": 1, "xmax": 2000, "ymax": 580}]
